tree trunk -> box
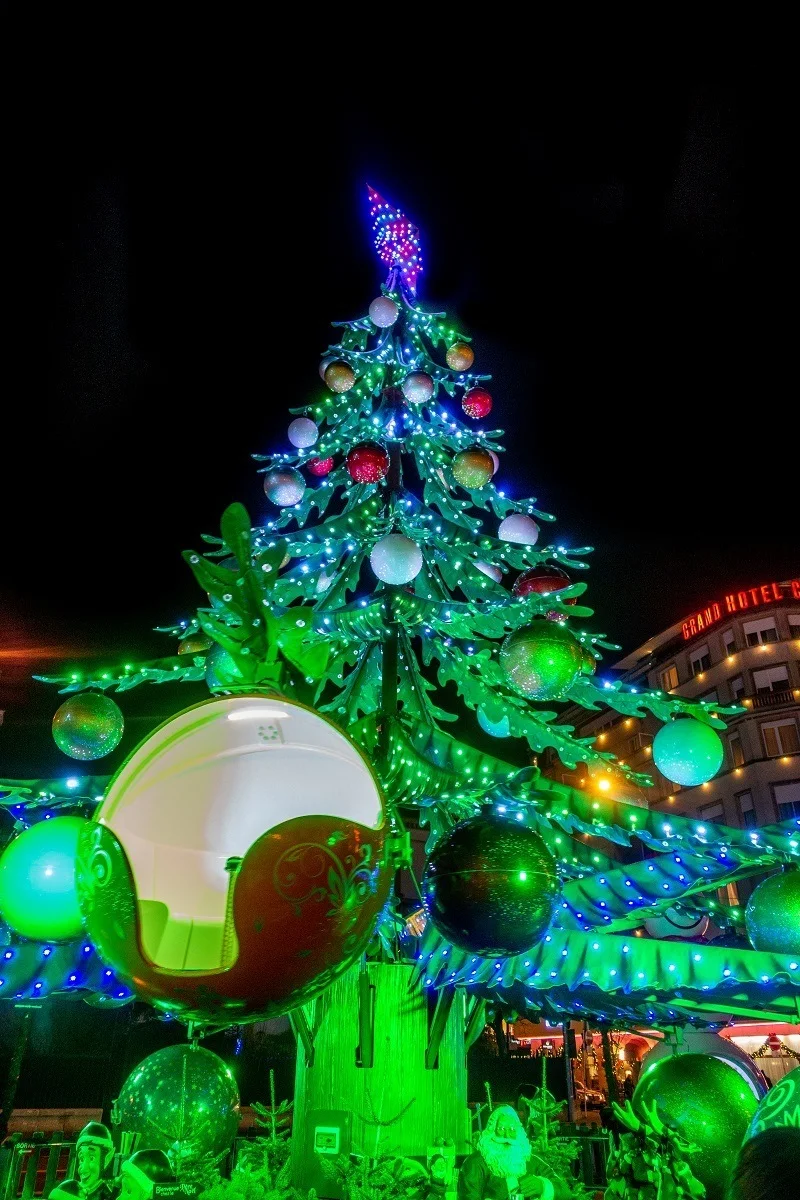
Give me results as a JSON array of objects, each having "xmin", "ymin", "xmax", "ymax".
[{"xmin": 290, "ymin": 960, "xmax": 470, "ymax": 1182}]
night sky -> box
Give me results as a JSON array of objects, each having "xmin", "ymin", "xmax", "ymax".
[{"xmin": 1, "ymin": 85, "xmax": 792, "ymax": 778}]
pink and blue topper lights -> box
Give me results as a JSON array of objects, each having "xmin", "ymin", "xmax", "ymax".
[{"xmin": 367, "ymin": 184, "xmax": 422, "ymax": 297}]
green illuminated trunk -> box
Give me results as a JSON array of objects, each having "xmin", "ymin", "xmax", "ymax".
[{"xmin": 290, "ymin": 960, "xmax": 471, "ymax": 1174}]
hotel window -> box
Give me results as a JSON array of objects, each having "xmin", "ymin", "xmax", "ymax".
[
  {"xmin": 723, "ymin": 629, "xmax": 736, "ymax": 656},
  {"xmin": 789, "ymin": 614, "xmax": 800, "ymax": 640},
  {"xmin": 729, "ymin": 676, "xmax": 745, "ymax": 701},
  {"xmin": 773, "ymin": 780, "xmax": 800, "ymax": 821},
  {"xmin": 700, "ymin": 801, "xmax": 724, "ymax": 820},
  {"xmin": 761, "ymin": 719, "xmax": 800, "ymax": 757},
  {"xmin": 729, "ymin": 733, "xmax": 745, "ymax": 767},
  {"xmin": 720, "ymin": 882, "xmax": 740, "ymax": 907},
  {"xmin": 737, "ymin": 791, "xmax": 757, "ymax": 829},
  {"xmin": 743, "ymin": 617, "xmax": 778, "ymax": 646},
  {"xmin": 699, "ymin": 689, "xmax": 719, "ymax": 705},
  {"xmin": 753, "ymin": 665, "xmax": 790, "ymax": 694},
  {"xmin": 660, "ymin": 664, "xmax": 679, "ymax": 692},
  {"xmin": 690, "ymin": 645, "xmax": 711, "ymax": 676}
]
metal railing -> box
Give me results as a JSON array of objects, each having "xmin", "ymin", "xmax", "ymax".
[
  {"xmin": 0, "ymin": 1140, "xmax": 76, "ymax": 1200},
  {"xmin": 749, "ymin": 688, "xmax": 796, "ymax": 711}
]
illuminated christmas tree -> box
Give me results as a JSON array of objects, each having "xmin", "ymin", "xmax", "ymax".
[{"xmin": 3, "ymin": 187, "xmax": 800, "ymax": 1174}]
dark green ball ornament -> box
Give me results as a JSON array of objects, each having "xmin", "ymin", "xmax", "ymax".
[
  {"xmin": 745, "ymin": 1063, "xmax": 800, "ymax": 1138},
  {"xmin": 422, "ymin": 811, "xmax": 560, "ymax": 956},
  {"xmin": 204, "ymin": 642, "xmax": 245, "ymax": 689},
  {"xmin": 633, "ymin": 1053, "xmax": 759, "ymax": 1200},
  {"xmin": 500, "ymin": 619, "xmax": 583, "ymax": 700},
  {"xmin": 52, "ymin": 693, "xmax": 124, "ymax": 761},
  {"xmin": 745, "ymin": 868, "xmax": 800, "ymax": 955}
]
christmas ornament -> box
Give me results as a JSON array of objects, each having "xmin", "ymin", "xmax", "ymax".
[
  {"xmin": 474, "ymin": 561, "xmax": 503, "ymax": 583},
  {"xmin": 319, "ymin": 357, "xmax": 334, "ymax": 380},
  {"xmin": 263, "ymin": 468, "xmax": 305, "ymax": 507},
  {"xmin": 633, "ymin": 1053, "xmax": 758, "ymax": 1200},
  {"xmin": 75, "ymin": 694, "xmax": 390, "ymax": 1024},
  {"xmin": 477, "ymin": 707, "xmax": 511, "ymax": 738},
  {"xmin": 0, "ymin": 816, "xmax": 88, "ymax": 941},
  {"xmin": 498, "ymin": 514, "xmax": 540, "ymax": 545},
  {"xmin": 422, "ymin": 812, "xmax": 560, "ymax": 956},
  {"xmin": 287, "ymin": 417, "xmax": 319, "ymax": 448},
  {"xmin": 745, "ymin": 1064, "xmax": 800, "ymax": 1138},
  {"xmin": 488, "ymin": 450, "xmax": 500, "ymax": 475},
  {"xmin": 653, "ymin": 717, "xmax": 724, "ymax": 787},
  {"xmin": 178, "ymin": 635, "xmax": 212, "ymax": 656},
  {"xmin": 116, "ymin": 1045, "xmax": 240, "ymax": 1160},
  {"xmin": 346, "ymin": 441, "xmax": 390, "ymax": 483},
  {"xmin": 307, "ymin": 456, "xmax": 335, "ymax": 477},
  {"xmin": 644, "ymin": 907, "xmax": 710, "ymax": 940},
  {"xmin": 52, "ymin": 693, "xmax": 124, "ymax": 761},
  {"xmin": 745, "ymin": 868, "xmax": 800, "ymax": 955},
  {"xmin": 500, "ymin": 620, "xmax": 583, "ymax": 700},
  {"xmin": 204, "ymin": 642, "xmax": 245, "ymax": 689},
  {"xmin": 368, "ymin": 295, "xmax": 399, "ymax": 328},
  {"xmin": 367, "ymin": 185, "xmax": 422, "ymax": 297},
  {"xmin": 445, "ymin": 342, "xmax": 474, "ymax": 372},
  {"xmin": 401, "ymin": 371, "xmax": 434, "ymax": 405},
  {"xmin": 324, "ymin": 361, "xmax": 356, "ymax": 393},
  {"xmin": 370, "ymin": 533, "xmax": 423, "ymax": 585},
  {"xmin": 512, "ymin": 565, "xmax": 575, "ymax": 603},
  {"xmin": 461, "ymin": 387, "xmax": 492, "ymax": 419},
  {"xmin": 452, "ymin": 447, "xmax": 494, "ymax": 489}
]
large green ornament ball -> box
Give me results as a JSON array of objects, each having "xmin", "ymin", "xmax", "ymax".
[
  {"xmin": 745, "ymin": 869, "xmax": 800, "ymax": 954},
  {"xmin": 652, "ymin": 717, "xmax": 724, "ymax": 786},
  {"xmin": 422, "ymin": 812, "xmax": 560, "ymax": 956},
  {"xmin": 116, "ymin": 1045, "xmax": 240, "ymax": 1160},
  {"xmin": 745, "ymin": 1064, "xmax": 800, "ymax": 1138},
  {"xmin": 633, "ymin": 1053, "xmax": 759, "ymax": 1200},
  {"xmin": 500, "ymin": 620, "xmax": 583, "ymax": 700},
  {"xmin": 52, "ymin": 693, "xmax": 124, "ymax": 761},
  {"xmin": 0, "ymin": 816, "xmax": 88, "ymax": 941}
]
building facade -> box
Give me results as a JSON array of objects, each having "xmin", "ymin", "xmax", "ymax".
[{"xmin": 545, "ymin": 575, "xmax": 800, "ymax": 900}]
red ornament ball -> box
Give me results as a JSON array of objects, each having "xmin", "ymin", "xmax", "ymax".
[
  {"xmin": 462, "ymin": 387, "xmax": 492, "ymax": 419},
  {"xmin": 512, "ymin": 566, "xmax": 576, "ymax": 603},
  {"xmin": 324, "ymin": 361, "xmax": 356, "ymax": 393},
  {"xmin": 346, "ymin": 441, "xmax": 390, "ymax": 484},
  {"xmin": 307, "ymin": 456, "xmax": 335, "ymax": 477},
  {"xmin": 446, "ymin": 342, "xmax": 474, "ymax": 372}
]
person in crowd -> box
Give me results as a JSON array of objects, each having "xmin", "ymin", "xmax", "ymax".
[
  {"xmin": 725, "ymin": 1127, "xmax": 800, "ymax": 1200},
  {"xmin": 457, "ymin": 1105, "xmax": 570, "ymax": 1200}
]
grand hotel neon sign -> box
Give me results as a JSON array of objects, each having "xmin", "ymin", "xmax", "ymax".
[{"xmin": 682, "ymin": 579, "xmax": 800, "ymax": 640}]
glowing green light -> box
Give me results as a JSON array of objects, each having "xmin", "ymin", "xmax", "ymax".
[
  {"xmin": 0, "ymin": 816, "xmax": 87, "ymax": 941},
  {"xmin": 519, "ymin": 871, "xmax": 527, "ymax": 881}
]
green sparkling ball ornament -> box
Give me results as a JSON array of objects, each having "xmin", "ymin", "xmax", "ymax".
[
  {"xmin": 0, "ymin": 816, "xmax": 89, "ymax": 941},
  {"xmin": 422, "ymin": 812, "xmax": 560, "ymax": 956},
  {"xmin": 633, "ymin": 1053, "xmax": 758, "ymax": 1200},
  {"xmin": 116, "ymin": 1045, "xmax": 240, "ymax": 1160},
  {"xmin": 452, "ymin": 446, "xmax": 494, "ymax": 489},
  {"xmin": 745, "ymin": 868, "xmax": 800, "ymax": 954},
  {"xmin": 653, "ymin": 717, "xmax": 724, "ymax": 787},
  {"xmin": 204, "ymin": 642, "xmax": 245, "ymax": 689},
  {"xmin": 500, "ymin": 619, "xmax": 583, "ymax": 700},
  {"xmin": 52, "ymin": 693, "xmax": 124, "ymax": 761},
  {"xmin": 745, "ymin": 1064, "xmax": 800, "ymax": 1138}
]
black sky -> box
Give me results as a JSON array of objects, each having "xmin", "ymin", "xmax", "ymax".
[{"xmin": 1, "ymin": 83, "xmax": 793, "ymax": 774}]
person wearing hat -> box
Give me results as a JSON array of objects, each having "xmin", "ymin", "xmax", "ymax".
[
  {"xmin": 119, "ymin": 1150, "xmax": 175, "ymax": 1200},
  {"xmin": 49, "ymin": 1122, "xmax": 116, "ymax": 1200}
]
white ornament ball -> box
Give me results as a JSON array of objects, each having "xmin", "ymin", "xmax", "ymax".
[
  {"xmin": 319, "ymin": 357, "xmax": 334, "ymax": 381},
  {"xmin": 370, "ymin": 534, "xmax": 423, "ymax": 585},
  {"xmin": 488, "ymin": 450, "xmax": 500, "ymax": 475},
  {"xmin": 369, "ymin": 296, "xmax": 399, "ymax": 328},
  {"xmin": 264, "ymin": 468, "xmax": 305, "ymax": 507},
  {"xmin": 498, "ymin": 514, "xmax": 540, "ymax": 545},
  {"xmin": 475, "ymin": 561, "xmax": 503, "ymax": 583},
  {"xmin": 402, "ymin": 372, "xmax": 435, "ymax": 405},
  {"xmin": 287, "ymin": 418, "xmax": 319, "ymax": 449}
]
